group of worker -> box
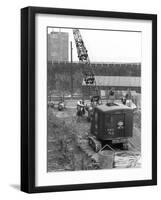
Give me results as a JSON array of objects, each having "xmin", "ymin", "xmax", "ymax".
[
  {"xmin": 76, "ymin": 95, "xmax": 101, "ymax": 117},
  {"xmin": 107, "ymin": 88, "xmax": 132, "ymax": 106},
  {"xmin": 76, "ymin": 88, "xmax": 133, "ymax": 117}
]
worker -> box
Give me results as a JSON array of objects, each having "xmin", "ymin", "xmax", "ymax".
[
  {"xmin": 87, "ymin": 104, "xmax": 94, "ymax": 122},
  {"xmin": 77, "ymin": 100, "xmax": 85, "ymax": 116},
  {"xmin": 107, "ymin": 88, "xmax": 115, "ymax": 105},
  {"xmin": 91, "ymin": 95, "xmax": 100, "ymax": 106},
  {"xmin": 125, "ymin": 89, "xmax": 132, "ymax": 107},
  {"xmin": 121, "ymin": 95, "xmax": 127, "ymax": 105},
  {"xmin": 125, "ymin": 88, "xmax": 132, "ymax": 100}
]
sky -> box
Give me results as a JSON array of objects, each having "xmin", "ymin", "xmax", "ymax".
[{"xmin": 48, "ymin": 27, "xmax": 142, "ymax": 63}]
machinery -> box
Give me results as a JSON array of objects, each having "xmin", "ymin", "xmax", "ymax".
[
  {"xmin": 73, "ymin": 29, "xmax": 134, "ymax": 152},
  {"xmin": 58, "ymin": 101, "xmax": 65, "ymax": 111},
  {"xmin": 73, "ymin": 29, "xmax": 101, "ymax": 117},
  {"xmin": 73, "ymin": 29, "xmax": 100, "ymax": 100},
  {"xmin": 48, "ymin": 96, "xmax": 65, "ymax": 111},
  {"xmin": 73, "ymin": 29, "xmax": 90, "ymax": 64},
  {"xmin": 89, "ymin": 103, "xmax": 133, "ymax": 152}
]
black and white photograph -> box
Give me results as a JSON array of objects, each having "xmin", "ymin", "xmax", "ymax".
[
  {"xmin": 20, "ymin": 6, "xmax": 157, "ymax": 193},
  {"xmin": 47, "ymin": 27, "xmax": 142, "ymax": 172}
]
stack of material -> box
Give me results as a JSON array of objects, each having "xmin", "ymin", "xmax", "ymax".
[{"xmin": 114, "ymin": 151, "xmax": 141, "ymax": 168}]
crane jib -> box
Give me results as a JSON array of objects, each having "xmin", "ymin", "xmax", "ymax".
[{"xmin": 72, "ymin": 29, "xmax": 101, "ymax": 100}]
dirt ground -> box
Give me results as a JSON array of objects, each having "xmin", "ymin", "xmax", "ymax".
[
  {"xmin": 47, "ymin": 103, "xmax": 141, "ymax": 172},
  {"xmin": 47, "ymin": 107, "xmax": 93, "ymax": 172}
]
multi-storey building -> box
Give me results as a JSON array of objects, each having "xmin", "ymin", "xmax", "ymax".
[{"xmin": 48, "ymin": 31, "xmax": 69, "ymax": 62}]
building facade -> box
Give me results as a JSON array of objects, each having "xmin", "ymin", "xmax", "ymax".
[
  {"xmin": 48, "ymin": 31, "xmax": 69, "ymax": 62},
  {"xmin": 82, "ymin": 75, "xmax": 141, "ymax": 99}
]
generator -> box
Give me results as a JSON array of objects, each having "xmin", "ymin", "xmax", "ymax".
[{"xmin": 89, "ymin": 103, "xmax": 133, "ymax": 152}]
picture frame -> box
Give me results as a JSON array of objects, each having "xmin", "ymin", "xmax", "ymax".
[{"xmin": 21, "ymin": 6, "xmax": 157, "ymax": 193}]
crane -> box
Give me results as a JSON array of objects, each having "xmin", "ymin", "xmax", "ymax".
[{"xmin": 73, "ymin": 29, "xmax": 101, "ymax": 104}]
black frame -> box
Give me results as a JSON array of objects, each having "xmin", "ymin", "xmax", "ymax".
[{"xmin": 21, "ymin": 6, "xmax": 157, "ymax": 193}]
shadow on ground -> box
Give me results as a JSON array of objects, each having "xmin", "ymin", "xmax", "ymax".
[{"xmin": 10, "ymin": 184, "xmax": 20, "ymax": 191}]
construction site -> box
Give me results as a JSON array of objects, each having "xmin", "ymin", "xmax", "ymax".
[{"xmin": 47, "ymin": 28, "xmax": 141, "ymax": 172}]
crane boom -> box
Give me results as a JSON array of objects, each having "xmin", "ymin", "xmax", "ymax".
[
  {"xmin": 73, "ymin": 29, "xmax": 101, "ymax": 102},
  {"xmin": 73, "ymin": 29, "xmax": 90, "ymax": 64}
]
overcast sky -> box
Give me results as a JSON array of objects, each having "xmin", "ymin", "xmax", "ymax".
[{"xmin": 48, "ymin": 27, "xmax": 142, "ymax": 63}]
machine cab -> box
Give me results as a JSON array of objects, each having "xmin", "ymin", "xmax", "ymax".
[{"xmin": 91, "ymin": 103, "xmax": 133, "ymax": 141}]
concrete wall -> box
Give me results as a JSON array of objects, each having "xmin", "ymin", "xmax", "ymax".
[{"xmin": 48, "ymin": 61, "xmax": 141, "ymax": 76}]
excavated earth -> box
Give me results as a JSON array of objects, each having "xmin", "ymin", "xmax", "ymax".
[{"xmin": 47, "ymin": 104, "xmax": 141, "ymax": 172}]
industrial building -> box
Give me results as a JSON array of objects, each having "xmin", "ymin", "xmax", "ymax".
[
  {"xmin": 82, "ymin": 75, "xmax": 141, "ymax": 99},
  {"xmin": 47, "ymin": 31, "xmax": 69, "ymax": 62}
]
